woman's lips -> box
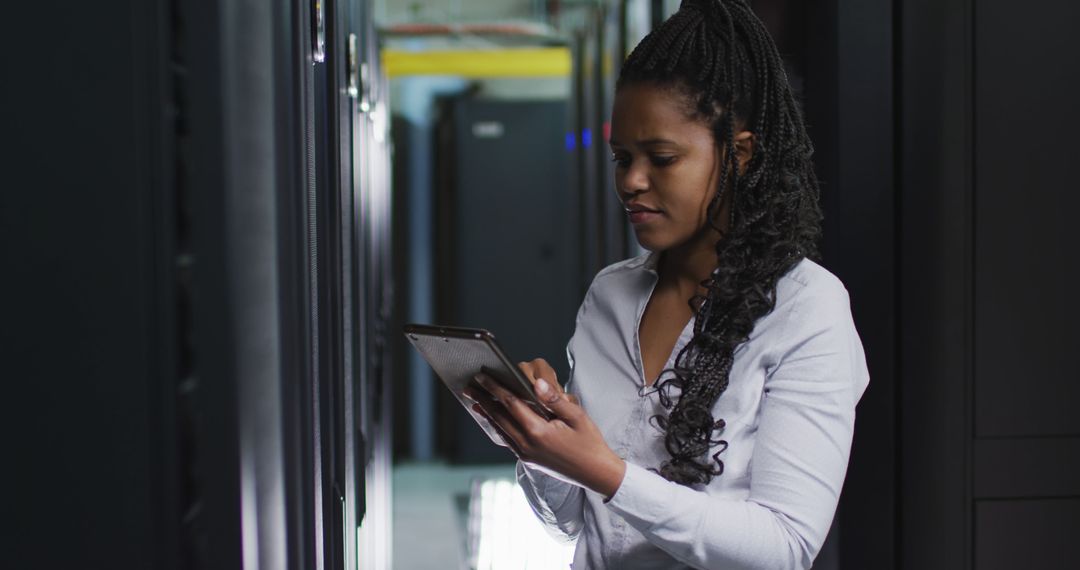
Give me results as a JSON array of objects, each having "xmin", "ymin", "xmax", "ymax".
[{"xmin": 627, "ymin": 210, "xmax": 661, "ymax": 224}]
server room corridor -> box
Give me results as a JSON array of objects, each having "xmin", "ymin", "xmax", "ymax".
[{"xmin": 4, "ymin": 1, "xmax": 1079, "ymax": 569}]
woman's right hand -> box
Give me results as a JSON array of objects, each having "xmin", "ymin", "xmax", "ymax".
[
  {"xmin": 517, "ymin": 358, "xmax": 578, "ymax": 407},
  {"xmin": 470, "ymin": 357, "xmax": 625, "ymax": 495}
]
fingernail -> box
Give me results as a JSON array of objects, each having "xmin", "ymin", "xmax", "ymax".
[{"xmin": 536, "ymin": 379, "xmax": 550, "ymax": 395}]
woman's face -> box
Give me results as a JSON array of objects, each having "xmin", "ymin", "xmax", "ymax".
[{"xmin": 609, "ymin": 83, "xmax": 723, "ymax": 253}]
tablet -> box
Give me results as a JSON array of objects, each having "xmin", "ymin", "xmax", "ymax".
[{"xmin": 403, "ymin": 324, "xmax": 554, "ymax": 446}]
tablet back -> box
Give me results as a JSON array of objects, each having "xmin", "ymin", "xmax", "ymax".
[{"xmin": 405, "ymin": 326, "xmax": 540, "ymax": 446}]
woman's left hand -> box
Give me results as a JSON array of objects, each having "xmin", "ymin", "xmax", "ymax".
[{"xmin": 465, "ymin": 371, "xmax": 626, "ymax": 499}]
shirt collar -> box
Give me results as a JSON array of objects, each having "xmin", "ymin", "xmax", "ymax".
[
  {"xmin": 634, "ymin": 250, "xmax": 660, "ymax": 274},
  {"xmin": 631, "ymin": 250, "xmax": 731, "ymax": 279}
]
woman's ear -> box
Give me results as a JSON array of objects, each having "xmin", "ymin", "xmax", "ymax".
[{"xmin": 734, "ymin": 130, "xmax": 755, "ymax": 175}]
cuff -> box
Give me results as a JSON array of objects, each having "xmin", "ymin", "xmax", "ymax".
[
  {"xmin": 517, "ymin": 459, "xmax": 587, "ymax": 489},
  {"xmin": 603, "ymin": 461, "xmax": 678, "ymax": 530}
]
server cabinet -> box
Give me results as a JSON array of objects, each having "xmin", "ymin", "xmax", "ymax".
[
  {"xmin": 3, "ymin": 0, "xmax": 183, "ymax": 567},
  {"xmin": 3, "ymin": 0, "xmax": 394, "ymax": 568},
  {"xmin": 567, "ymin": 2, "xmax": 632, "ymax": 293},
  {"xmin": 434, "ymin": 97, "xmax": 578, "ymax": 464},
  {"xmin": 900, "ymin": 1, "xmax": 1080, "ymax": 569}
]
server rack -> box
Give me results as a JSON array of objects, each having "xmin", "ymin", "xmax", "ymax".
[{"xmin": 4, "ymin": 0, "xmax": 394, "ymax": 568}]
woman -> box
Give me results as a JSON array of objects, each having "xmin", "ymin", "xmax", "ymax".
[{"xmin": 465, "ymin": 1, "xmax": 869, "ymax": 568}]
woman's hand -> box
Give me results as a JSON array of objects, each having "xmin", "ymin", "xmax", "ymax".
[
  {"xmin": 517, "ymin": 358, "xmax": 579, "ymax": 406},
  {"xmin": 464, "ymin": 358, "xmax": 626, "ymax": 499}
]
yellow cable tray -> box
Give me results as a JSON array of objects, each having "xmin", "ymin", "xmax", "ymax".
[{"xmin": 382, "ymin": 47, "xmax": 572, "ymax": 78}]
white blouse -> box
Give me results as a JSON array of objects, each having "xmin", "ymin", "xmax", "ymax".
[{"xmin": 516, "ymin": 252, "xmax": 870, "ymax": 570}]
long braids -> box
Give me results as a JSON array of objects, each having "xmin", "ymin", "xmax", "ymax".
[{"xmin": 618, "ymin": 0, "xmax": 823, "ymax": 486}]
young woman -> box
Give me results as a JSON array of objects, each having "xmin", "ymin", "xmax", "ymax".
[{"xmin": 465, "ymin": 1, "xmax": 869, "ymax": 568}]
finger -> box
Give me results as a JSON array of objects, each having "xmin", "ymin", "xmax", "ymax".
[
  {"xmin": 468, "ymin": 382, "xmax": 521, "ymax": 424},
  {"xmin": 530, "ymin": 358, "xmax": 560, "ymax": 390},
  {"xmin": 512, "ymin": 362, "xmax": 572, "ymax": 418},
  {"xmin": 475, "ymin": 373, "xmax": 548, "ymax": 433},
  {"xmin": 533, "ymin": 357, "xmax": 558, "ymax": 380},
  {"xmin": 519, "ymin": 358, "xmax": 563, "ymax": 395},
  {"xmin": 473, "ymin": 403, "xmax": 525, "ymax": 457},
  {"xmin": 475, "ymin": 372, "xmax": 543, "ymax": 423},
  {"xmin": 470, "ymin": 388, "xmax": 529, "ymax": 448},
  {"xmin": 533, "ymin": 378, "xmax": 585, "ymax": 427}
]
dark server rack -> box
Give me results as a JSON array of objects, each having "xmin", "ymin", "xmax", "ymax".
[
  {"xmin": 433, "ymin": 97, "xmax": 577, "ymax": 464},
  {"xmin": 3, "ymin": 0, "xmax": 393, "ymax": 569},
  {"xmin": 561, "ymin": 2, "xmax": 633, "ymax": 296}
]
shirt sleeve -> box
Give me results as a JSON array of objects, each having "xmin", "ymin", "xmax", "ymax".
[
  {"xmin": 516, "ymin": 321, "xmax": 590, "ymax": 543},
  {"xmin": 603, "ymin": 278, "xmax": 870, "ymax": 570},
  {"xmin": 515, "ymin": 460, "xmax": 586, "ymax": 543}
]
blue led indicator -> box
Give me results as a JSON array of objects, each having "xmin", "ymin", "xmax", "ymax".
[
  {"xmin": 565, "ymin": 132, "xmax": 576, "ymax": 151},
  {"xmin": 582, "ymin": 128, "xmax": 593, "ymax": 148}
]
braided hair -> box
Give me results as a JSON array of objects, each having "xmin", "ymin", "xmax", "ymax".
[{"xmin": 618, "ymin": 0, "xmax": 823, "ymax": 486}]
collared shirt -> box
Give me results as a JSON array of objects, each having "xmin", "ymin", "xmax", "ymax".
[{"xmin": 516, "ymin": 252, "xmax": 870, "ymax": 570}]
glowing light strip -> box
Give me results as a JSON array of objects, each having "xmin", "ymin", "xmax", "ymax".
[{"xmin": 382, "ymin": 48, "xmax": 572, "ymax": 78}]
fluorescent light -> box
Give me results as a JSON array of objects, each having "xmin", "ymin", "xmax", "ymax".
[{"xmin": 470, "ymin": 478, "xmax": 576, "ymax": 570}]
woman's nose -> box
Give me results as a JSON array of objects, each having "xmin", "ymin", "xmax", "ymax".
[{"xmin": 619, "ymin": 162, "xmax": 649, "ymax": 195}]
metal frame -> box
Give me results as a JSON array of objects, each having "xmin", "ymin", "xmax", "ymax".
[{"xmin": 897, "ymin": 0, "xmax": 975, "ymax": 568}]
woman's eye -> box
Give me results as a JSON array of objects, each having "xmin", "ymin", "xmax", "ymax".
[
  {"xmin": 611, "ymin": 155, "xmax": 631, "ymax": 167},
  {"xmin": 650, "ymin": 155, "xmax": 676, "ymax": 167}
]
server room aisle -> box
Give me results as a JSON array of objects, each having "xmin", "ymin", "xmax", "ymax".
[{"xmin": 393, "ymin": 462, "xmax": 576, "ymax": 570}]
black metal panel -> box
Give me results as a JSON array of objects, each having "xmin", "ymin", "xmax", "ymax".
[
  {"xmin": 313, "ymin": 0, "xmax": 348, "ymax": 566},
  {"xmin": 975, "ymin": 499, "xmax": 1080, "ymax": 570},
  {"xmin": 330, "ymin": 1, "xmax": 360, "ymax": 568},
  {"xmin": 898, "ymin": 0, "xmax": 1080, "ymax": 567},
  {"xmin": 185, "ymin": 0, "xmax": 307, "ymax": 568},
  {"xmin": 273, "ymin": 0, "xmax": 320, "ymax": 568},
  {"xmin": 972, "ymin": 0, "xmax": 1080, "ymax": 439},
  {"xmin": 812, "ymin": 0, "xmax": 899, "ymax": 567},
  {"xmin": 898, "ymin": 0, "xmax": 975, "ymax": 568},
  {"xmin": 974, "ymin": 438, "xmax": 1080, "ymax": 499},
  {"xmin": 1, "ymin": 1, "xmax": 174, "ymax": 568}
]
